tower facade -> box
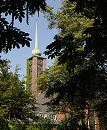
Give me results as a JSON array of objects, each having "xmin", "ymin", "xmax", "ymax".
[{"xmin": 26, "ymin": 21, "xmax": 46, "ymax": 97}]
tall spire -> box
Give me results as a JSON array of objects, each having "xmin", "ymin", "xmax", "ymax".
[
  {"xmin": 35, "ymin": 19, "xmax": 38, "ymax": 49},
  {"xmin": 32, "ymin": 19, "xmax": 41, "ymax": 56}
]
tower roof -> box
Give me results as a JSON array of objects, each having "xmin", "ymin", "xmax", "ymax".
[{"xmin": 32, "ymin": 19, "xmax": 41, "ymax": 56}]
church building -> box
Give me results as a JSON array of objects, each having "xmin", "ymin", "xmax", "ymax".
[{"xmin": 26, "ymin": 21, "xmax": 46, "ymax": 98}]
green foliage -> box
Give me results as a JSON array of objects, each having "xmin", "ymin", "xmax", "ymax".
[
  {"xmin": 38, "ymin": 60, "xmax": 68, "ymax": 92},
  {"xmin": 8, "ymin": 119, "xmax": 25, "ymax": 130},
  {"xmin": 26, "ymin": 116, "xmax": 52, "ymax": 130},
  {"xmin": 0, "ymin": 0, "xmax": 46, "ymax": 52},
  {"xmin": 44, "ymin": 0, "xmax": 95, "ymax": 71},
  {"xmin": 0, "ymin": 117, "xmax": 9, "ymax": 130},
  {"xmin": 39, "ymin": 60, "xmax": 107, "ymax": 128},
  {"xmin": 0, "ymin": 59, "xmax": 53, "ymax": 130},
  {"xmin": 43, "ymin": 0, "xmax": 107, "ymax": 129},
  {"xmin": 26, "ymin": 124, "xmax": 40, "ymax": 130},
  {"xmin": 56, "ymin": 116, "xmax": 81, "ymax": 130},
  {"xmin": 46, "ymin": 1, "xmax": 94, "ymax": 39},
  {"xmin": 38, "ymin": 61, "xmax": 71, "ymax": 112},
  {"xmin": 36, "ymin": 117, "xmax": 52, "ymax": 130},
  {"xmin": 0, "ymin": 59, "xmax": 37, "ymax": 129},
  {"xmin": 44, "ymin": 0, "xmax": 107, "ymax": 73}
]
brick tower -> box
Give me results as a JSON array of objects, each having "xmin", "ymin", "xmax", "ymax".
[{"xmin": 26, "ymin": 20, "xmax": 46, "ymax": 97}]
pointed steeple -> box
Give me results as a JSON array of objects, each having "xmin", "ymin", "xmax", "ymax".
[{"xmin": 32, "ymin": 19, "xmax": 41, "ymax": 56}]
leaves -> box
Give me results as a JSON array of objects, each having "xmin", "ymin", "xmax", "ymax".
[
  {"xmin": 0, "ymin": 0, "xmax": 47, "ymax": 53},
  {"xmin": 0, "ymin": 59, "xmax": 37, "ymax": 129},
  {"xmin": 0, "ymin": 19, "xmax": 31, "ymax": 52},
  {"xmin": 43, "ymin": 0, "xmax": 107, "ymax": 128}
]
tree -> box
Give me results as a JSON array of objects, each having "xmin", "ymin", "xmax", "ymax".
[
  {"xmin": 0, "ymin": 59, "xmax": 37, "ymax": 130},
  {"xmin": 26, "ymin": 116, "xmax": 52, "ymax": 130},
  {"xmin": 43, "ymin": 0, "xmax": 107, "ymax": 129},
  {"xmin": 0, "ymin": 0, "xmax": 46, "ymax": 52},
  {"xmin": 38, "ymin": 61, "xmax": 69, "ymax": 111},
  {"xmin": 39, "ymin": 60, "xmax": 107, "ymax": 129}
]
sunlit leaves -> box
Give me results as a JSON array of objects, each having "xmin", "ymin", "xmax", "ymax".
[{"xmin": 0, "ymin": 59, "xmax": 37, "ymax": 129}]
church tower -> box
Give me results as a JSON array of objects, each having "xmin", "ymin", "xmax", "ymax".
[{"xmin": 26, "ymin": 20, "xmax": 46, "ymax": 97}]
